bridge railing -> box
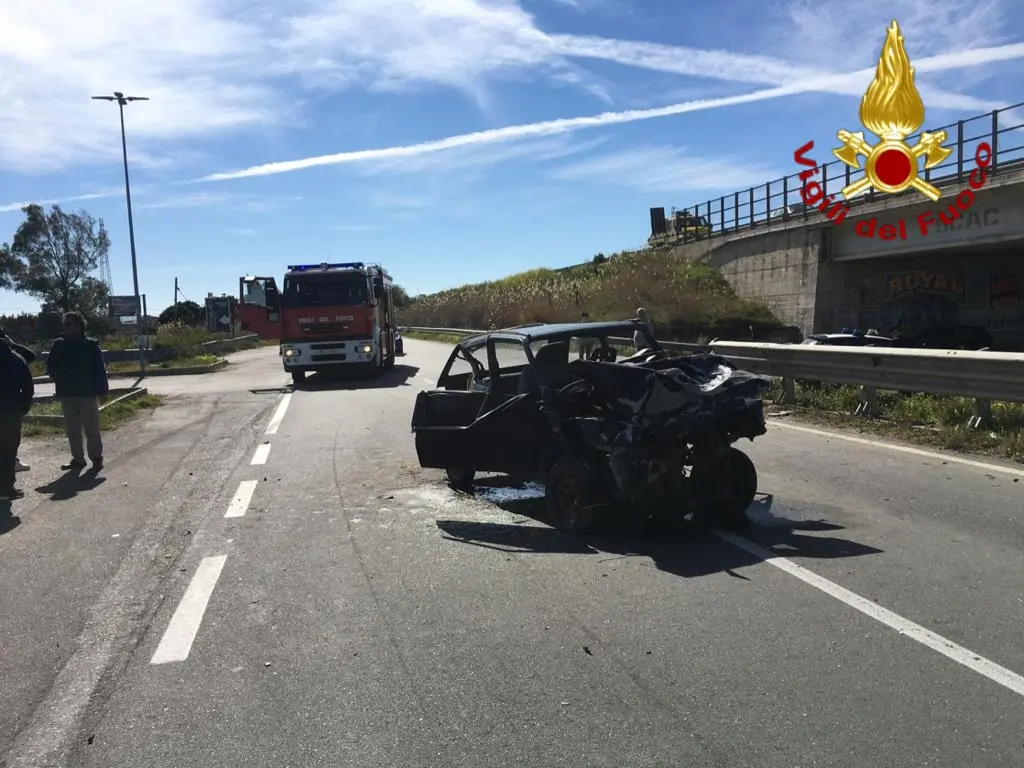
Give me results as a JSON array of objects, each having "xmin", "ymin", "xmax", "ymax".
[
  {"xmin": 400, "ymin": 326, "xmax": 1024, "ymax": 429},
  {"xmin": 650, "ymin": 101, "xmax": 1024, "ymax": 247}
]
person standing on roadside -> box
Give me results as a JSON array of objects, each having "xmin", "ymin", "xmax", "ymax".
[
  {"xmin": 0, "ymin": 335, "xmax": 34, "ymax": 501},
  {"xmin": 0, "ymin": 326, "xmax": 37, "ymax": 473},
  {"xmin": 46, "ymin": 312, "xmax": 108, "ymax": 472}
]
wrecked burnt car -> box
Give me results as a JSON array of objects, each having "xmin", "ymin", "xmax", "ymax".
[{"xmin": 410, "ymin": 320, "xmax": 771, "ymax": 533}]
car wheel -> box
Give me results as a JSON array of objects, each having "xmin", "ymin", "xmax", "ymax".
[
  {"xmin": 544, "ymin": 457, "xmax": 608, "ymax": 534},
  {"xmin": 445, "ymin": 468, "xmax": 475, "ymax": 492}
]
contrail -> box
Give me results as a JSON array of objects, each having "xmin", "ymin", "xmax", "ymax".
[{"xmin": 199, "ymin": 42, "xmax": 1024, "ymax": 182}]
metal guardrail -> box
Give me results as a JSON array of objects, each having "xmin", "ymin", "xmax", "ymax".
[
  {"xmin": 651, "ymin": 101, "xmax": 1024, "ymax": 245},
  {"xmin": 400, "ymin": 326, "xmax": 1024, "ymax": 428},
  {"xmin": 199, "ymin": 333, "xmax": 260, "ymax": 353}
]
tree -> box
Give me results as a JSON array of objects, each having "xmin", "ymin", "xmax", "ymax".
[
  {"xmin": 0, "ymin": 204, "xmax": 112, "ymax": 315},
  {"xmin": 392, "ymin": 284, "xmax": 412, "ymax": 309},
  {"xmin": 159, "ymin": 300, "xmax": 205, "ymax": 326}
]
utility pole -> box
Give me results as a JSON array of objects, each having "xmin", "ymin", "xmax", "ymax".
[
  {"xmin": 174, "ymin": 277, "xmax": 179, "ymax": 303},
  {"xmin": 92, "ymin": 91, "xmax": 149, "ymax": 374}
]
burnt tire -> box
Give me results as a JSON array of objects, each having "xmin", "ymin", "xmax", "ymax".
[
  {"xmin": 691, "ymin": 447, "xmax": 757, "ymax": 530},
  {"xmin": 445, "ymin": 468, "xmax": 475, "ymax": 492},
  {"xmin": 544, "ymin": 457, "xmax": 608, "ymax": 535}
]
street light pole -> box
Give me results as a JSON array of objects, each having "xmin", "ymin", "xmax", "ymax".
[{"xmin": 92, "ymin": 91, "xmax": 149, "ymax": 374}]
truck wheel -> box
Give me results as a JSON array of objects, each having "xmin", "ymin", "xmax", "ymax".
[
  {"xmin": 383, "ymin": 349, "xmax": 396, "ymax": 369},
  {"xmin": 291, "ymin": 370, "xmax": 306, "ymax": 385},
  {"xmin": 544, "ymin": 457, "xmax": 608, "ymax": 534},
  {"xmin": 445, "ymin": 468, "xmax": 475, "ymax": 492}
]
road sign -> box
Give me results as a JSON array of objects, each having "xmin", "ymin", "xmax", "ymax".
[
  {"xmin": 109, "ymin": 295, "xmax": 140, "ymax": 317},
  {"xmin": 205, "ymin": 296, "xmax": 233, "ymax": 333}
]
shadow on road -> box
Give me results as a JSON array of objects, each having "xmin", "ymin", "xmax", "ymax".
[
  {"xmin": 35, "ymin": 468, "xmax": 107, "ymax": 501},
  {"xmin": 291, "ymin": 363, "xmax": 420, "ymax": 392},
  {"xmin": 436, "ymin": 480, "xmax": 881, "ymax": 581},
  {"xmin": 0, "ymin": 507, "xmax": 21, "ymax": 535}
]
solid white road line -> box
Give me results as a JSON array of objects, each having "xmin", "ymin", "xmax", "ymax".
[
  {"xmin": 150, "ymin": 555, "xmax": 228, "ymax": 665},
  {"xmin": 224, "ymin": 480, "xmax": 258, "ymax": 518},
  {"xmin": 265, "ymin": 392, "xmax": 292, "ymax": 435},
  {"xmin": 715, "ymin": 530, "xmax": 1024, "ymax": 698},
  {"xmin": 251, "ymin": 442, "xmax": 271, "ymax": 465},
  {"xmin": 769, "ymin": 419, "xmax": 1024, "ymax": 479}
]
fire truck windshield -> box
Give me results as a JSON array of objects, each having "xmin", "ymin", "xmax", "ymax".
[{"xmin": 282, "ymin": 275, "xmax": 369, "ymax": 308}]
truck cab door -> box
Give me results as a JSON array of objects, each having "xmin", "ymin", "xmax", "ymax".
[{"xmin": 238, "ymin": 276, "xmax": 282, "ymax": 339}]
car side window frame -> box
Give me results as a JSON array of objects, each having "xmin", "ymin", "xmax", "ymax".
[
  {"xmin": 437, "ymin": 340, "xmax": 487, "ymax": 389},
  {"xmin": 486, "ymin": 336, "xmax": 532, "ymax": 382}
]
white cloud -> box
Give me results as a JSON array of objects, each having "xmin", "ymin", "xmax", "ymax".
[
  {"xmin": 550, "ymin": 145, "xmax": 780, "ymax": 193},
  {"xmin": 199, "ymin": 41, "xmax": 1024, "ymax": 181},
  {"xmin": 135, "ymin": 191, "xmax": 301, "ymax": 212},
  {"xmin": 2, "ymin": 0, "xmax": 1017, "ymax": 178},
  {"xmin": 0, "ymin": 0, "xmax": 282, "ymax": 173},
  {"xmin": 357, "ymin": 135, "xmax": 608, "ymax": 176},
  {"xmin": 0, "ymin": 189, "xmax": 123, "ymax": 213}
]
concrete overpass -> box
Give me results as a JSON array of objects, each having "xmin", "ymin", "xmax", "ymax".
[{"xmin": 662, "ymin": 104, "xmax": 1024, "ymax": 342}]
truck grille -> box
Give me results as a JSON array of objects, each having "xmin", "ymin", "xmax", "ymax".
[{"xmin": 300, "ymin": 323, "xmax": 351, "ymax": 335}]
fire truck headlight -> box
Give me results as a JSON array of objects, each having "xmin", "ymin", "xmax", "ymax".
[
  {"xmin": 358, "ymin": 344, "xmax": 372, "ymax": 353},
  {"xmin": 283, "ymin": 347, "xmax": 300, "ymax": 357}
]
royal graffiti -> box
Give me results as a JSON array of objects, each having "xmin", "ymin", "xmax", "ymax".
[{"xmin": 790, "ymin": 140, "xmax": 993, "ymax": 238}]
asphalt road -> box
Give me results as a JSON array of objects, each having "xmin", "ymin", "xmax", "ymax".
[{"xmin": 2, "ymin": 338, "xmax": 1022, "ymax": 767}]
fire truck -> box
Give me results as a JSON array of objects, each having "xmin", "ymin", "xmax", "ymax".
[{"xmin": 237, "ymin": 262, "xmax": 398, "ymax": 384}]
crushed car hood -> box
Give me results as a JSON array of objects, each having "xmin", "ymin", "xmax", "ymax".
[{"xmin": 558, "ymin": 353, "xmax": 771, "ymax": 441}]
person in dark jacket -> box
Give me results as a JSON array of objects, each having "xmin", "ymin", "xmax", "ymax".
[
  {"xmin": 0, "ymin": 326, "xmax": 37, "ymax": 473},
  {"xmin": 46, "ymin": 312, "xmax": 109, "ymax": 471},
  {"xmin": 0, "ymin": 337, "xmax": 34, "ymax": 501}
]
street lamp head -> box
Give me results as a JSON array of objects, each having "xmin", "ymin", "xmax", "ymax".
[{"xmin": 91, "ymin": 93, "xmax": 149, "ymax": 105}]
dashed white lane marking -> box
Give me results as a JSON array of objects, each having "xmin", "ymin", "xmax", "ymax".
[
  {"xmin": 769, "ymin": 419, "xmax": 1024, "ymax": 479},
  {"xmin": 715, "ymin": 530, "xmax": 1024, "ymax": 698},
  {"xmin": 150, "ymin": 555, "xmax": 228, "ymax": 665},
  {"xmin": 251, "ymin": 442, "xmax": 271, "ymax": 465},
  {"xmin": 265, "ymin": 392, "xmax": 292, "ymax": 435},
  {"xmin": 224, "ymin": 480, "xmax": 258, "ymax": 518}
]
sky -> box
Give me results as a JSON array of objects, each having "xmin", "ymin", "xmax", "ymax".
[{"xmin": 1, "ymin": 0, "xmax": 1023, "ymax": 316}]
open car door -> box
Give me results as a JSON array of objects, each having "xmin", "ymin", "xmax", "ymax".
[
  {"xmin": 238, "ymin": 276, "xmax": 281, "ymax": 340},
  {"xmin": 411, "ymin": 338, "xmax": 548, "ymax": 476}
]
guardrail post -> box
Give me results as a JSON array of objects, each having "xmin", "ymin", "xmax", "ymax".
[
  {"xmin": 854, "ymin": 386, "xmax": 879, "ymax": 417},
  {"xmin": 968, "ymin": 398, "xmax": 993, "ymax": 429},
  {"xmin": 776, "ymin": 377, "xmax": 795, "ymax": 405}
]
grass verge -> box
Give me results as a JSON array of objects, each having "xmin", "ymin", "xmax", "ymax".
[
  {"xmin": 107, "ymin": 354, "xmax": 220, "ymax": 373},
  {"xmin": 397, "ymin": 249, "xmax": 784, "ymax": 340},
  {"xmin": 767, "ymin": 381, "xmax": 1024, "ymax": 464},
  {"xmin": 24, "ymin": 393, "xmax": 165, "ymax": 438}
]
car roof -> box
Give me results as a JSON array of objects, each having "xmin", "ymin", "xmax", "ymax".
[{"xmin": 460, "ymin": 320, "xmax": 650, "ymax": 346}]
